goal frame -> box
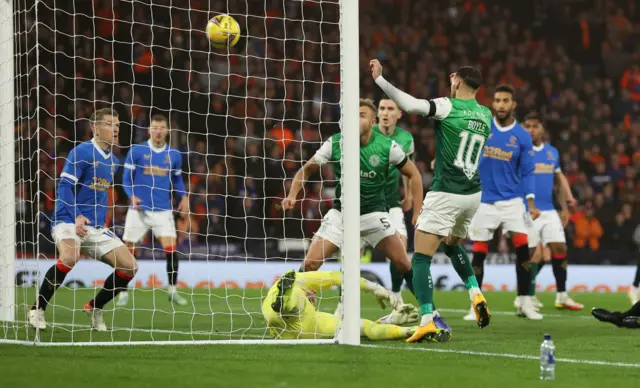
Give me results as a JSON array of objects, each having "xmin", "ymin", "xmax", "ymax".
[{"xmin": 0, "ymin": 0, "xmax": 361, "ymax": 346}]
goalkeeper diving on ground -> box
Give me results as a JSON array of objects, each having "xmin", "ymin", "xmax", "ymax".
[{"xmin": 262, "ymin": 270, "xmax": 451, "ymax": 342}]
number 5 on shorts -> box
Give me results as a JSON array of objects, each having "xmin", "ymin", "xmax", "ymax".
[{"xmin": 380, "ymin": 217, "xmax": 390, "ymax": 230}]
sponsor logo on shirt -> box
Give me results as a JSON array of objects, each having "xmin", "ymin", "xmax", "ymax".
[
  {"xmin": 143, "ymin": 166, "xmax": 170, "ymax": 176},
  {"xmin": 483, "ymin": 146, "xmax": 513, "ymax": 161},
  {"xmin": 360, "ymin": 170, "xmax": 377, "ymax": 179},
  {"xmin": 534, "ymin": 163, "xmax": 555, "ymax": 174},
  {"xmin": 90, "ymin": 177, "xmax": 111, "ymax": 192}
]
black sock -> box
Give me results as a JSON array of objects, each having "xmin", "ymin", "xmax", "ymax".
[
  {"xmin": 634, "ymin": 262, "xmax": 640, "ymax": 288},
  {"xmin": 390, "ymin": 262, "xmax": 404, "ymax": 293},
  {"xmin": 91, "ymin": 271, "xmax": 133, "ymax": 309},
  {"xmin": 538, "ymin": 261, "xmax": 545, "ymax": 273},
  {"xmin": 167, "ymin": 251, "xmax": 179, "ymax": 286},
  {"xmin": 471, "ymin": 252, "xmax": 487, "ymax": 289},
  {"xmin": 403, "ymin": 269, "xmax": 415, "ymax": 295},
  {"xmin": 515, "ymin": 245, "xmax": 531, "ymax": 296},
  {"xmin": 551, "ymin": 254, "xmax": 568, "ymax": 293},
  {"xmin": 33, "ymin": 261, "xmax": 71, "ymax": 311}
]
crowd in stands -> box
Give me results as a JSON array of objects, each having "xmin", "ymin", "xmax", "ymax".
[{"xmin": 13, "ymin": 0, "xmax": 640, "ymax": 262}]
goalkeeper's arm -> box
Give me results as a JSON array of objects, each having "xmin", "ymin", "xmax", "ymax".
[{"xmin": 297, "ymin": 271, "xmax": 397, "ymax": 309}]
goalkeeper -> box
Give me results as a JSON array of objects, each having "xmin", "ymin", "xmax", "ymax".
[{"xmin": 262, "ymin": 270, "xmax": 421, "ymax": 341}]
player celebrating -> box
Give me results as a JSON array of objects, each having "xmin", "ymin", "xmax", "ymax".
[
  {"xmin": 522, "ymin": 113, "xmax": 583, "ymax": 311},
  {"xmin": 372, "ymin": 60, "xmax": 493, "ymax": 342},
  {"xmin": 263, "ymin": 270, "xmax": 420, "ymax": 340},
  {"xmin": 465, "ymin": 84, "xmax": 541, "ymax": 321},
  {"xmin": 28, "ymin": 108, "xmax": 137, "ymax": 331},
  {"xmin": 374, "ymin": 98, "xmax": 416, "ymax": 301},
  {"xmin": 117, "ymin": 114, "xmax": 189, "ymax": 307}
]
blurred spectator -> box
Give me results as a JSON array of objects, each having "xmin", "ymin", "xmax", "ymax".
[
  {"xmin": 573, "ymin": 203, "xmax": 604, "ymax": 252},
  {"xmin": 13, "ymin": 0, "xmax": 640, "ymax": 261}
]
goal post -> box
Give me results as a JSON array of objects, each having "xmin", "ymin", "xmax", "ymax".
[
  {"xmin": 339, "ymin": 0, "xmax": 361, "ymax": 346},
  {"xmin": 0, "ymin": 0, "xmax": 15, "ymax": 324},
  {"xmin": 1, "ymin": 0, "xmax": 363, "ymax": 346}
]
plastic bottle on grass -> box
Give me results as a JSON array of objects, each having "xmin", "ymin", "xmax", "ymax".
[{"xmin": 540, "ymin": 333, "xmax": 555, "ymax": 380}]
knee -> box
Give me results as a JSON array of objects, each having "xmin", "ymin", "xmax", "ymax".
[
  {"xmin": 57, "ymin": 256, "xmax": 79, "ymax": 270},
  {"xmin": 394, "ymin": 258, "xmax": 412, "ymax": 273},
  {"xmin": 303, "ymin": 257, "xmax": 322, "ymax": 272},
  {"xmin": 550, "ymin": 244, "xmax": 567, "ymax": 256}
]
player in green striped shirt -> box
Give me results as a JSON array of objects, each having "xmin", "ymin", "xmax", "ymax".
[
  {"xmin": 372, "ymin": 59, "xmax": 492, "ymax": 342},
  {"xmin": 372, "ymin": 99, "xmax": 416, "ymax": 310}
]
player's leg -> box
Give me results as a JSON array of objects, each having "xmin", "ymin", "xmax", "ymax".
[
  {"xmin": 387, "ymin": 207, "xmax": 413, "ymax": 297},
  {"xmin": 502, "ymin": 198, "xmax": 541, "ymax": 320},
  {"xmin": 443, "ymin": 192, "xmax": 491, "ymax": 328},
  {"xmin": 301, "ymin": 209, "xmax": 341, "ymax": 272},
  {"xmin": 630, "ymin": 261, "xmax": 640, "ymax": 305},
  {"xmin": 464, "ymin": 203, "xmax": 499, "ymax": 320},
  {"xmin": 405, "ymin": 191, "xmax": 459, "ymax": 342},
  {"xmin": 85, "ymin": 233, "xmax": 138, "ymax": 331},
  {"xmin": 152, "ymin": 210, "xmax": 186, "ymax": 305},
  {"xmin": 540, "ymin": 210, "xmax": 582, "ymax": 310},
  {"xmin": 360, "ymin": 319, "xmax": 416, "ymax": 341},
  {"xmin": 548, "ymin": 242, "xmax": 583, "ymax": 310},
  {"xmin": 28, "ymin": 225, "xmax": 81, "ymax": 329},
  {"xmin": 592, "ymin": 301, "xmax": 640, "ymax": 328},
  {"xmin": 468, "ymin": 203, "xmax": 501, "ymax": 289},
  {"xmin": 519, "ymin": 217, "xmax": 542, "ymax": 310},
  {"xmin": 118, "ymin": 209, "xmax": 149, "ymax": 306}
]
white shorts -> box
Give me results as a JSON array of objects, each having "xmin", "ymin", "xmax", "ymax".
[
  {"xmin": 527, "ymin": 210, "xmax": 566, "ymax": 248},
  {"xmin": 416, "ymin": 191, "xmax": 482, "ymax": 238},
  {"xmin": 468, "ymin": 197, "xmax": 531, "ymax": 241},
  {"xmin": 51, "ymin": 223, "xmax": 124, "ymax": 259},
  {"xmin": 315, "ymin": 209, "xmax": 397, "ymax": 249},
  {"xmin": 388, "ymin": 207, "xmax": 408, "ymax": 239},
  {"xmin": 122, "ymin": 209, "xmax": 177, "ymax": 243}
]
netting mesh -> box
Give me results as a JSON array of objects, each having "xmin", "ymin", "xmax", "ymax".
[{"xmin": 3, "ymin": 0, "xmax": 348, "ymax": 344}]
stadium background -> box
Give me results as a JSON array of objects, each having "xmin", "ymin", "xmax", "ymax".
[{"xmin": 13, "ymin": 0, "xmax": 640, "ymax": 267}]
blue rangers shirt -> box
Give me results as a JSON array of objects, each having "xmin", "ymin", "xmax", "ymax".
[
  {"xmin": 122, "ymin": 140, "xmax": 187, "ymax": 211},
  {"xmin": 53, "ymin": 139, "xmax": 119, "ymax": 228},
  {"xmin": 477, "ymin": 118, "xmax": 535, "ymax": 204},
  {"xmin": 526, "ymin": 143, "xmax": 561, "ymax": 211}
]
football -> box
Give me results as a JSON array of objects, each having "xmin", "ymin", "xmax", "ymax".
[{"xmin": 206, "ymin": 14, "xmax": 241, "ymax": 49}]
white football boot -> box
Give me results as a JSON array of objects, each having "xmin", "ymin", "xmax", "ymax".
[{"xmin": 28, "ymin": 308, "xmax": 47, "ymax": 330}]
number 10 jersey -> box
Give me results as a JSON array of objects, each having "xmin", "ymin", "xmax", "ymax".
[{"xmin": 429, "ymin": 97, "xmax": 492, "ymax": 195}]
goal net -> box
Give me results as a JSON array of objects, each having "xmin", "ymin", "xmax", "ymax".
[{"xmin": 1, "ymin": 0, "xmax": 362, "ymax": 345}]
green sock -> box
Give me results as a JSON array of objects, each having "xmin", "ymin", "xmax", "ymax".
[
  {"xmin": 443, "ymin": 243, "xmax": 479, "ymax": 290},
  {"xmin": 412, "ymin": 252, "xmax": 434, "ymax": 315},
  {"xmin": 529, "ymin": 263, "xmax": 539, "ymax": 296},
  {"xmin": 389, "ymin": 262, "xmax": 404, "ymax": 293}
]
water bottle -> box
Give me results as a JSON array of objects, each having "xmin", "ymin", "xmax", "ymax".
[{"xmin": 540, "ymin": 334, "xmax": 556, "ymax": 380}]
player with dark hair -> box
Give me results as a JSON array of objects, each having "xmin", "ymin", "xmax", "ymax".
[
  {"xmin": 465, "ymin": 84, "xmax": 542, "ymax": 321},
  {"xmin": 373, "ymin": 60, "xmax": 492, "ymax": 342},
  {"xmin": 521, "ymin": 113, "xmax": 583, "ymax": 311},
  {"xmin": 373, "ymin": 98, "xmax": 416, "ymax": 313},
  {"xmin": 117, "ymin": 114, "xmax": 189, "ymax": 307},
  {"xmin": 592, "ymin": 303, "xmax": 640, "ymax": 328},
  {"xmin": 28, "ymin": 108, "xmax": 137, "ymax": 331}
]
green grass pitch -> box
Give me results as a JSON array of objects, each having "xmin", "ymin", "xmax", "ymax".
[{"xmin": 2, "ymin": 288, "xmax": 640, "ymax": 388}]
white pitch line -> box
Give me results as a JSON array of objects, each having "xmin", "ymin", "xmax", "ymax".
[{"xmin": 361, "ymin": 344, "xmax": 640, "ymax": 368}]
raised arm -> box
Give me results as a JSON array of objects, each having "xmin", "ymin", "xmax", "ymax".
[{"xmin": 371, "ymin": 59, "xmax": 452, "ymax": 119}]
